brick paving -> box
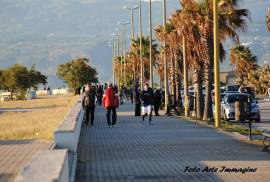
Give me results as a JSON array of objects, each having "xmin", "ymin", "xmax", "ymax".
[
  {"xmin": 76, "ymin": 104, "xmax": 270, "ymax": 182},
  {"xmin": 0, "ymin": 140, "xmax": 52, "ymax": 182}
]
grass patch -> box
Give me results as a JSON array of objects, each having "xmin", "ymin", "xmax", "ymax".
[
  {"xmin": 180, "ymin": 115, "xmax": 263, "ymax": 136},
  {"xmin": 0, "ymin": 94, "xmax": 79, "ymax": 141},
  {"xmin": 221, "ymin": 122, "xmax": 263, "ymax": 135}
]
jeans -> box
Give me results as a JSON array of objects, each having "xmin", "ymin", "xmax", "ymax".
[
  {"xmin": 106, "ymin": 107, "xmax": 117, "ymax": 126},
  {"xmin": 85, "ymin": 106, "xmax": 95, "ymax": 125}
]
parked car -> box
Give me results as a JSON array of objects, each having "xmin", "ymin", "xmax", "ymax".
[
  {"xmin": 238, "ymin": 86, "xmax": 256, "ymax": 99},
  {"xmin": 226, "ymin": 85, "xmax": 240, "ymax": 92},
  {"xmin": 221, "ymin": 93, "xmax": 260, "ymax": 122}
]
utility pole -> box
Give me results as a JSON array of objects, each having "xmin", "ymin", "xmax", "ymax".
[
  {"xmin": 213, "ymin": 0, "xmax": 221, "ymax": 128},
  {"xmin": 149, "ymin": 0, "xmax": 153, "ymax": 88},
  {"xmin": 139, "ymin": 0, "xmax": 143, "ymax": 89},
  {"xmin": 163, "ymin": 0, "xmax": 169, "ymax": 114}
]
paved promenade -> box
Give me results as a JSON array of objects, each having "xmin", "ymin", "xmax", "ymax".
[
  {"xmin": 0, "ymin": 140, "xmax": 52, "ymax": 182},
  {"xmin": 76, "ymin": 104, "xmax": 270, "ymax": 182}
]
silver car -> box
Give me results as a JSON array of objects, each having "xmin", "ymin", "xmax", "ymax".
[{"xmin": 221, "ymin": 93, "xmax": 261, "ymax": 122}]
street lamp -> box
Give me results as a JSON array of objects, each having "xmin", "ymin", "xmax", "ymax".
[
  {"xmin": 118, "ymin": 21, "xmax": 130, "ymax": 87},
  {"xmin": 114, "ymin": 29, "xmax": 121, "ymax": 85},
  {"xmin": 213, "ymin": 0, "xmax": 221, "ymax": 128},
  {"xmin": 124, "ymin": 5, "xmax": 139, "ymax": 86},
  {"xmin": 123, "ymin": 5, "xmax": 139, "ymax": 40},
  {"xmin": 163, "ymin": 0, "xmax": 169, "ymax": 114},
  {"xmin": 139, "ymin": 0, "xmax": 143, "ymax": 89},
  {"xmin": 149, "ymin": 0, "xmax": 153, "ymax": 88},
  {"xmin": 111, "ymin": 34, "xmax": 116, "ymax": 84}
]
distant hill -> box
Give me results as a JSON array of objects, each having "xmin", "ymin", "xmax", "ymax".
[{"xmin": 0, "ymin": 0, "xmax": 269, "ymax": 88}]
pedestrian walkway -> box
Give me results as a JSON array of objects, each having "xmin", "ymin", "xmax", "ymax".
[
  {"xmin": 76, "ymin": 104, "xmax": 270, "ymax": 182},
  {"xmin": 0, "ymin": 140, "xmax": 52, "ymax": 182}
]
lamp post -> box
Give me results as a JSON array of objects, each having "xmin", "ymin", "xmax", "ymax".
[
  {"xmin": 124, "ymin": 5, "xmax": 139, "ymax": 85},
  {"xmin": 124, "ymin": 6, "xmax": 139, "ymax": 40},
  {"xmin": 116, "ymin": 33, "xmax": 120, "ymax": 85},
  {"xmin": 118, "ymin": 21, "xmax": 130, "ymax": 87},
  {"xmin": 149, "ymin": 0, "xmax": 153, "ymax": 88},
  {"xmin": 138, "ymin": 0, "xmax": 144, "ymax": 89},
  {"xmin": 163, "ymin": 0, "xmax": 169, "ymax": 114},
  {"xmin": 111, "ymin": 35, "xmax": 116, "ymax": 84},
  {"xmin": 213, "ymin": 0, "xmax": 221, "ymax": 128}
]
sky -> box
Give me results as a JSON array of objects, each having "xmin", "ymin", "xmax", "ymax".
[{"xmin": 0, "ymin": 0, "xmax": 269, "ymax": 88}]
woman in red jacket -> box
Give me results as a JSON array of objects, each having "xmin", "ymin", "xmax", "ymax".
[{"xmin": 102, "ymin": 84, "xmax": 119, "ymax": 127}]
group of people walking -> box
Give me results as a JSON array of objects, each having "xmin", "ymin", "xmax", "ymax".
[
  {"xmin": 82, "ymin": 83, "xmax": 119, "ymax": 127},
  {"xmin": 82, "ymin": 82, "xmax": 163, "ymax": 127}
]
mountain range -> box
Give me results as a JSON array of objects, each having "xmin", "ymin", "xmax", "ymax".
[{"xmin": 0, "ymin": 0, "xmax": 269, "ymax": 88}]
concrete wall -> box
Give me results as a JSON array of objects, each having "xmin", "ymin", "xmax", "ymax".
[
  {"xmin": 54, "ymin": 101, "xmax": 84, "ymax": 153},
  {"xmin": 17, "ymin": 149, "xmax": 69, "ymax": 182},
  {"xmin": 18, "ymin": 98, "xmax": 83, "ymax": 182}
]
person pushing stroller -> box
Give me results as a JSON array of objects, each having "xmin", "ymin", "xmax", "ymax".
[{"xmin": 140, "ymin": 83, "xmax": 154, "ymax": 125}]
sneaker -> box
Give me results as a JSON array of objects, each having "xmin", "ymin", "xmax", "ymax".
[
  {"xmin": 112, "ymin": 125, "xmax": 116, "ymax": 127},
  {"xmin": 149, "ymin": 121, "xmax": 154, "ymax": 125},
  {"xmin": 108, "ymin": 125, "xmax": 112, "ymax": 128}
]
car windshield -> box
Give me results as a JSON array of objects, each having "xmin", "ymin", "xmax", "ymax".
[
  {"xmin": 227, "ymin": 94, "xmax": 254, "ymax": 103},
  {"xmin": 227, "ymin": 85, "xmax": 239, "ymax": 91}
]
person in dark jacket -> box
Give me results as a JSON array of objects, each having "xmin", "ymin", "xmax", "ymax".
[
  {"xmin": 96, "ymin": 85, "xmax": 103, "ymax": 105},
  {"xmin": 129, "ymin": 85, "xmax": 134, "ymax": 104},
  {"xmin": 140, "ymin": 83, "xmax": 154, "ymax": 124},
  {"xmin": 153, "ymin": 88, "xmax": 162, "ymax": 116},
  {"xmin": 134, "ymin": 85, "xmax": 141, "ymax": 116},
  {"xmin": 82, "ymin": 84, "xmax": 96, "ymax": 126}
]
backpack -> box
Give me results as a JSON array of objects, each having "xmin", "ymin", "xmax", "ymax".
[{"xmin": 84, "ymin": 92, "xmax": 95, "ymax": 106}]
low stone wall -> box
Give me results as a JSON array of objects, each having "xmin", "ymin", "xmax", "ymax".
[
  {"xmin": 18, "ymin": 98, "xmax": 83, "ymax": 182},
  {"xmin": 17, "ymin": 149, "xmax": 69, "ymax": 182},
  {"xmin": 54, "ymin": 101, "xmax": 83, "ymax": 153}
]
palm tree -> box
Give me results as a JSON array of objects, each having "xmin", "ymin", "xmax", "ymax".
[
  {"xmin": 267, "ymin": 6, "xmax": 270, "ymax": 31},
  {"xmin": 171, "ymin": 4, "xmax": 211, "ymax": 119},
  {"xmin": 230, "ymin": 45, "xmax": 258, "ymax": 86},
  {"xmin": 156, "ymin": 22, "xmax": 183, "ymax": 106},
  {"xmin": 129, "ymin": 36, "xmax": 159, "ymax": 84},
  {"xmin": 172, "ymin": 0, "xmax": 249, "ymax": 121},
  {"xmin": 114, "ymin": 56, "xmax": 123, "ymax": 85}
]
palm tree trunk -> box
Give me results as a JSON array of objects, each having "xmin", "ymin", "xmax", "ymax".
[
  {"xmin": 171, "ymin": 48, "xmax": 176, "ymax": 105},
  {"xmin": 202, "ymin": 23, "xmax": 214, "ymax": 121},
  {"xmin": 174, "ymin": 50, "xmax": 180, "ymax": 106},
  {"xmin": 193, "ymin": 68, "xmax": 203, "ymax": 120},
  {"xmin": 183, "ymin": 37, "xmax": 189, "ymax": 116},
  {"xmin": 203, "ymin": 63, "xmax": 213, "ymax": 121}
]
